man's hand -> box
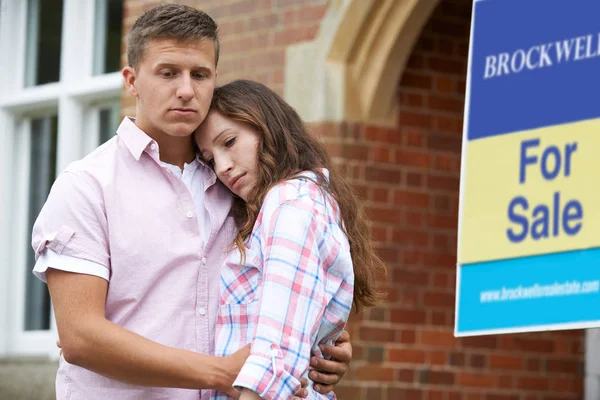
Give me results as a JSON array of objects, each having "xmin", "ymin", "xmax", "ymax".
[
  {"xmin": 308, "ymin": 330, "xmax": 353, "ymax": 395},
  {"xmin": 217, "ymin": 344, "xmax": 251, "ymax": 398}
]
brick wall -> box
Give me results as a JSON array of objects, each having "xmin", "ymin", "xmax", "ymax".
[
  {"xmin": 121, "ymin": 0, "xmax": 585, "ymax": 399},
  {"xmin": 311, "ymin": 1, "xmax": 585, "ymax": 399}
]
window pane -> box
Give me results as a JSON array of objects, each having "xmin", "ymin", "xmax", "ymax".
[
  {"xmin": 99, "ymin": 102, "xmax": 121, "ymax": 144},
  {"xmin": 25, "ymin": 0, "xmax": 64, "ymax": 87},
  {"xmin": 94, "ymin": 0, "xmax": 124, "ymax": 75},
  {"xmin": 25, "ymin": 115, "xmax": 58, "ymax": 331}
]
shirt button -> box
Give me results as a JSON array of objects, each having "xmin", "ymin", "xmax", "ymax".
[
  {"xmin": 198, "ymin": 307, "xmax": 206, "ymax": 316},
  {"xmin": 202, "ymin": 257, "xmax": 207, "ymax": 264},
  {"xmin": 186, "ymin": 210, "xmax": 194, "ymax": 218},
  {"xmin": 150, "ymin": 143, "xmax": 157, "ymax": 151}
]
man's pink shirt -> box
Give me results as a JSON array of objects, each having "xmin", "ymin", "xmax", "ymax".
[{"xmin": 31, "ymin": 117, "xmax": 235, "ymax": 399}]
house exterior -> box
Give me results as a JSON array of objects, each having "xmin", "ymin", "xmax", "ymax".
[{"xmin": 0, "ymin": 0, "xmax": 585, "ymax": 399}]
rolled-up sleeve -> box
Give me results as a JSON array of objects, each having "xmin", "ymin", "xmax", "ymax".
[
  {"xmin": 233, "ymin": 199, "xmax": 326, "ymax": 399},
  {"xmin": 31, "ymin": 170, "xmax": 110, "ymax": 281}
]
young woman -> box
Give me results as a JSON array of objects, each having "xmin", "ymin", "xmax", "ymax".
[{"xmin": 195, "ymin": 80, "xmax": 386, "ymax": 400}]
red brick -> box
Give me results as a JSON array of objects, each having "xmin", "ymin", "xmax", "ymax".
[
  {"xmin": 434, "ymin": 115, "xmax": 462, "ymax": 134},
  {"xmin": 364, "ymin": 126, "xmax": 403, "ymax": 144},
  {"xmin": 399, "ymin": 329, "xmax": 417, "ymax": 344},
  {"xmin": 430, "ymin": 310, "xmax": 449, "ymax": 326},
  {"xmin": 419, "ymin": 369, "xmax": 455, "ymax": 385},
  {"xmin": 546, "ymin": 359, "xmax": 581, "ymax": 374},
  {"xmin": 393, "ymin": 190, "xmax": 429, "ymax": 208},
  {"xmin": 400, "ymin": 71, "xmax": 433, "ymax": 89},
  {"xmin": 369, "ymin": 187, "xmax": 390, "ymax": 203},
  {"xmin": 359, "ymin": 326, "xmax": 396, "ymax": 343},
  {"xmin": 470, "ymin": 354, "xmax": 487, "ymax": 368},
  {"xmin": 390, "ymin": 307, "xmax": 427, "ymax": 325},
  {"xmin": 429, "ymin": 135, "xmax": 462, "ymax": 152},
  {"xmin": 407, "ymin": 54, "xmax": 426, "ymax": 68},
  {"xmin": 423, "ymin": 291, "xmax": 455, "ymax": 307},
  {"xmin": 400, "ymin": 92, "xmax": 424, "ymax": 107},
  {"xmin": 399, "ymin": 111, "xmax": 432, "ymax": 129},
  {"xmin": 365, "ymin": 166, "xmax": 403, "ymax": 185},
  {"xmin": 388, "ymin": 388, "xmax": 423, "ymax": 399},
  {"xmin": 388, "ymin": 348, "xmax": 426, "ymax": 364},
  {"xmin": 497, "ymin": 375, "xmax": 513, "ymax": 389},
  {"xmin": 422, "ymin": 251, "xmax": 456, "ymax": 268},
  {"xmin": 511, "ymin": 337, "xmax": 555, "ymax": 353},
  {"xmin": 355, "ymin": 365, "xmax": 395, "ymax": 381},
  {"xmin": 435, "ymin": 76, "xmax": 454, "ymax": 93},
  {"xmin": 370, "ymin": 226, "xmax": 387, "ymax": 243},
  {"xmin": 397, "ymin": 368, "xmax": 416, "ymax": 383},
  {"xmin": 371, "ymin": 146, "xmax": 392, "ymax": 163},
  {"xmin": 406, "ymin": 172, "xmax": 424, "ymax": 187},
  {"xmin": 460, "ymin": 335, "xmax": 498, "ymax": 350},
  {"xmin": 488, "ymin": 355, "xmax": 524, "ymax": 371},
  {"xmin": 245, "ymin": 13, "xmax": 279, "ymax": 31},
  {"xmin": 429, "ymin": 94, "xmax": 464, "ymax": 113},
  {"xmin": 427, "ymin": 174, "xmax": 460, "ymax": 192},
  {"xmin": 374, "ymin": 246, "xmax": 400, "ymax": 264},
  {"xmin": 420, "ymin": 329, "xmax": 456, "ymax": 347},
  {"xmin": 273, "ymin": 25, "xmax": 319, "ymax": 46},
  {"xmin": 343, "ymin": 143, "xmax": 369, "ymax": 160},
  {"xmin": 432, "ymin": 19, "xmax": 469, "ymax": 36},
  {"xmin": 396, "ymin": 149, "xmax": 430, "ymax": 168},
  {"xmin": 404, "ymin": 128, "xmax": 427, "ymax": 147},
  {"xmin": 457, "ymin": 372, "xmax": 497, "ymax": 388},
  {"xmin": 392, "ymin": 229, "xmax": 429, "ymax": 247},
  {"xmin": 405, "ymin": 211, "xmax": 424, "ymax": 227},
  {"xmin": 549, "ymin": 377, "xmax": 573, "ymax": 393},
  {"xmin": 486, "ymin": 395, "xmax": 519, "ymax": 400},
  {"xmin": 428, "ymin": 56, "xmax": 466, "ymax": 74},
  {"xmin": 393, "ymin": 269, "xmax": 429, "ymax": 285},
  {"xmin": 428, "ymin": 214, "xmax": 458, "ymax": 230},
  {"xmin": 429, "ymin": 350, "xmax": 446, "ymax": 365},
  {"xmin": 433, "ymin": 154, "xmax": 460, "ymax": 172},
  {"xmin": 517, "ymin": 376, "xmax": 550, "ymax": 391}
]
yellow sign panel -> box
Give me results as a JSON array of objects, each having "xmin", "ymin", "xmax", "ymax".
[{"xmin": 458, "ymin": 118, "xmax": 600, "ymax": 264}]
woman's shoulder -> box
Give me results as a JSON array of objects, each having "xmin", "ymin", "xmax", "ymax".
[{"xmin": 263, "ymin": 170, "xmax": 328, "ymax": 207}]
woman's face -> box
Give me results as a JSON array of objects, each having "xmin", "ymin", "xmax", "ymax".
[{"xmin": 195, "ymin": 110, "xmax": 260, "ymax": 201}]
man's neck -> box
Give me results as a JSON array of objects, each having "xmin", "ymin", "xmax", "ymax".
[
  {"xmin": 133, "ymin": 118, "xmax": 196, "ymax": 170},
  {"xmin": 156, "ymin": 134, "xmax": 196, "ymax": 170}
]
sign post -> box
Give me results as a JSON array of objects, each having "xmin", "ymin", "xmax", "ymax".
[{"xmin": 456, "ymin": 0, "xmax": 600, "ymax": 336}]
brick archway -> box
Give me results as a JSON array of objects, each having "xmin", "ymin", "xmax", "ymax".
[{"xmin": 328, "ymin": 0, "xmax": 440, "ymax": 124}]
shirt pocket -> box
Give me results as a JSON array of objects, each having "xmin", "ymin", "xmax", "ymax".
[
  {"xmin": 220, "ymin": 245, "xmax": 263, "ymax": 305},
  {"xmin": 218, "ymin": 299, "xmax": 259, "ymax": 326}
]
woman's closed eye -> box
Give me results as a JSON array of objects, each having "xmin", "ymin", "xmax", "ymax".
[{"xmin": 224, "ymin": 137, "xmax": 236, "ymax": 147}]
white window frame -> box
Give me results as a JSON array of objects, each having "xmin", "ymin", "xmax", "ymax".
[{"xmin": 0, "ymin": 0, "xmax": 123, "ymax": 357}]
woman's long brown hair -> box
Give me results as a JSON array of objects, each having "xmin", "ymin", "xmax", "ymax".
[{"xmin": 210, "ymin": 80, "xmax": 386, "ymax": 310}]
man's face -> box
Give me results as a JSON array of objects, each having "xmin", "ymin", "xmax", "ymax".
[{"xmin": 124, "ymin": 38, "xmax": 216, "ymax": 139}]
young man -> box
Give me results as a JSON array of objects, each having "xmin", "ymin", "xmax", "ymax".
[{"xmin": 31, "ymin": 4, "xmax": 351, "ymax": 400}]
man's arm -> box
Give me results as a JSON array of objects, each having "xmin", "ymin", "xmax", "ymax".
[{"xmin": 47, "ymin": 268, "xmax": 248, "ymax": 397}]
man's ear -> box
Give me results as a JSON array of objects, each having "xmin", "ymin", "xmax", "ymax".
[{"xmin": 122, "ymin": 66, "xmax": 138, "ymax": 97}]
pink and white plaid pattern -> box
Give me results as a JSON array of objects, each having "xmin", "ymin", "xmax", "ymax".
[{"xmin": 211, "ymin": 171, "xmax": 355, "ymax": 400}]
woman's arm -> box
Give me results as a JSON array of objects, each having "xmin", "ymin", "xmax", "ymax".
[{"xmin": 233, "ymin": 198, "xmax": 348, "ymax": 399}]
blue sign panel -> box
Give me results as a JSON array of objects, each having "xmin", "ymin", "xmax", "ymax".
[{"xmin": 456, "ymin": 0, "xmax": 600, "ymax": 336}]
